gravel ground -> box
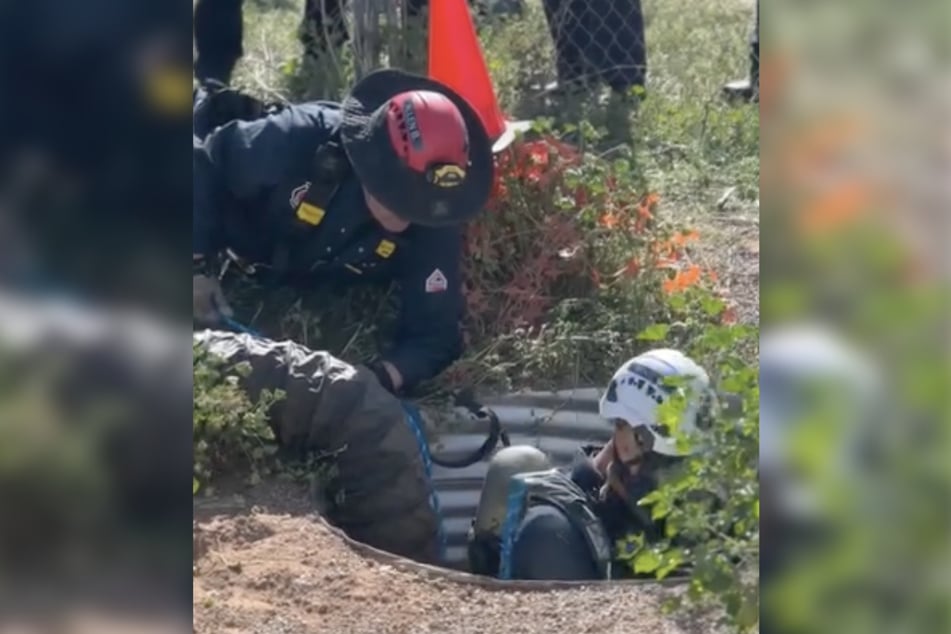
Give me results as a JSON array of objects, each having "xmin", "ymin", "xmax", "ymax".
[
  {"xmin": 193, "ymin": 485, "xmax": 725, "ymax": 634},
  {"xmin": 696, "ymin": 206, "xmax": 760, "ymax": 327}
]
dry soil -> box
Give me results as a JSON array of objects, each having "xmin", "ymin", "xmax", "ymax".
[{"xmin": 193, "ymin": 482, "xmax": 726, "ymax": 634}]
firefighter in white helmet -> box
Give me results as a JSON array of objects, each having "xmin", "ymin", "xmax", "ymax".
[{"xmin": 468, "ymin": 348, "xmax": 715, "ymax": 580}]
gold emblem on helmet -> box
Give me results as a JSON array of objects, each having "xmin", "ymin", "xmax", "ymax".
[{"xmin": 431, "ymin": 164, "xmax": 466, "ymax": 188}]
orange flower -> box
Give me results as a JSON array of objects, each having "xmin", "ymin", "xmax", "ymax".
[
  {"xmin": 622, "ymin": 257, "xmax": 640, "ymax": 278},
  {"xmin": 798, "ymin": 181, "xmax": 871, "ymax": 234},
  {"xmin": 599, "ymin": 212, "xmax": 621, "ymax": 229},
  {"xmin": 650, "ymin": 241, "xmax": 682, "ymax": 263},
  {"xmin": 671, "ymin": 230, "xmax": 700, "ymax": 247},
  {"xmin": 634, "ymin": 192, "xmax": 659, "ymax": 233},
  {"xmin": 663, "ymin": 265, "xmax": 703, "ymax": 294}
]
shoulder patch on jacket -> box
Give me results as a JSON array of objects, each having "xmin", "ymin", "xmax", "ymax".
[{"xmin": 425, "ymin": 269, "xmax": 448, "ymax": 293}]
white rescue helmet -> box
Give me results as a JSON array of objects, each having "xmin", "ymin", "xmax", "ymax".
[{"xmin": 599, "ymin": 348, "xmax": 713, "ymax": 456}]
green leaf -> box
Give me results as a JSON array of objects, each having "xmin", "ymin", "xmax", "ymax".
[
  {"xmin": 667, "ymin": 294, "xmax": 688, "ymax": 311},
  {"xmin": 700, "ymin": 296, "xmax": 726, "ymax": 317},
  {"xmin": 637, "ymin": 324, "xmax": 670, "ymax": 341},
  {"xmin": 193, "ymin": 477, "xmax": 200, "ymax": 495},
  {"xmin": 664, "ymin": 518, "xmax": 681, "ymax": 539},
  {"xmin": 656, "ymin": 549, "xmax": 685, "ymax": 580},
  {"xmin": 651, "ymin": 497, "xmax": 672, "ymax": 520},
  {"xmin": 633, "ymin": 549, "xmax": 661, "ymax": 574},
  {"xmin": 638, "ymin": 490, "xmax": 662, "ymax": 506}
]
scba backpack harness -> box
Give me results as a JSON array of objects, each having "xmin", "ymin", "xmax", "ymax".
[{"xmin": 497, "ymin": 469, "xmax": 614, "ymax": 580}]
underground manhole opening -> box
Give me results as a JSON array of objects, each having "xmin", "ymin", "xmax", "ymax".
[{"xmin": 196, "ymin": 391, "xmax": 692, "ymax": 588}]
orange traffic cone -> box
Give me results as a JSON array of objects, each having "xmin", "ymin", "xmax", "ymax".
[{"xmin": 428, "ymin": 0, "xmax": 530, "ymax": 153}]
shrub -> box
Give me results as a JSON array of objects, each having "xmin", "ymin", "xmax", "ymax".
[
  {"xmin": 192, "ymin": 343, "xmax": 285, "ymax": 495},
  {"xmin": 615, "ymin": 307, "xmax": 759, "ymax": 633},
  {"xmin": 439, "ymin": 123, "xmax": 730, "ymax": 393}
]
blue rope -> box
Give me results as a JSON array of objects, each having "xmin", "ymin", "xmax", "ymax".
[
  {"xmin": 497, "ymin": 476, "xmax": 528, "ymax": 580},
  {"xmin": 400, "ymin": 401, "xmax": 448, "ymax": 562},
  {"xmin": 220, "ymin": 314, "xmax": 263, "ymax": 338}
]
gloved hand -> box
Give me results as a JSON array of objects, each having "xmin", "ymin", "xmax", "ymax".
[
  {"xmin": 367, "ymin": 359, "xmax": 397, "ymax": 395},
  {"xmin": 193, "ymin": 273, "xmax": 233, "ymax": 326}
]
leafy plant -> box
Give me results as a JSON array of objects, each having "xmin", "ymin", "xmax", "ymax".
[
  {"xmin": 616, "ymin": 305, "xmax": 760, "ymax": 633},
  {"xmin": 192, "ymin": 343, "xmax": 285, "ymax": 495}
]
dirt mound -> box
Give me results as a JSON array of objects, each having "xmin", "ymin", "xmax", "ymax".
[{"xmin": 194, "ymin": 484, "xmax": 723, "ymax": 634}]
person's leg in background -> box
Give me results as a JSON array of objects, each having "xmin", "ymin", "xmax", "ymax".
[
  {"xmin": 300, "ymin": 0, "xmax": 350, "ymax": 60},
  {"xmin": 593, "ymin": 0, "xmax": 647, "ymax": 96},
  {"xmin": 750, "ymin": 0, "xmax": 760, "ymax": 99},
  {"xmin": 406, "ymin": 0, "xmax": 427, "ymax": 18},
  {"xmin": 398, "ymin": 0, "xmax": 429, "ymax": 71},
  {"xmin": 396, "ymin": 1, "xmax": 487, "ymax": 73},
  {"xmin": 723, "ymin": 0, "xmax": 759, "ymax": 102},
  {"xmin": 541, "ymin": 0, "xmax": 590, "ymax": 94},
  {"xmin": 194, "ymin": 0, "xmax": 245, "ymax": 84}
]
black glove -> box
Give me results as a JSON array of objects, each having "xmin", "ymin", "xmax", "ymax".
[{"xmin": 367, "ymin": 359, "xmax": 396, "ymax": 395}]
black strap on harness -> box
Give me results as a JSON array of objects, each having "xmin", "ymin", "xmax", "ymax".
[{"xmin": 270, "ymin": 128, "xmax": 352, "ymax": 278}]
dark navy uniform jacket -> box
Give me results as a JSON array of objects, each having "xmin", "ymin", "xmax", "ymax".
[{"xmin": 193, "ymin": 102, "xmax": 464, "ymax": 389}]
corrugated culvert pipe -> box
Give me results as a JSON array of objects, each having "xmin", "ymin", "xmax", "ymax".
[
  {"xmin": 422, "ymin": 388, "xmax": 614, "ymax": 571},
  {"xmin": 322, "ymin": 387, "xmax": 694, "ymax": 590}
]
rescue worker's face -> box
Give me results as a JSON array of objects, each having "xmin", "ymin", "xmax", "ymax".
[
  {"xmin": 612, "ymin": 422, "xmax": 642, "ymax": 464},
  {"xmin": 612, "ymin": 420, "xmax": 654, "ymax": 466},
  {"xmin": 364, "ymin": 188, "xmax": 410, "ymax": 233}
]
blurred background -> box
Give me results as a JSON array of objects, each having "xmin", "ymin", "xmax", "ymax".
[
  {"xmin": 758, "ymin": 1, "xmax": 949, "ymax": 633},
  {"xmin": 0, "ymin": 1, "xmax": 194, "ymax": 632}
]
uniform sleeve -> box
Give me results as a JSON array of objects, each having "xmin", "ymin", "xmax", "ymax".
[
  {"xmin": 384, "ymin": 226, "xmax": 466, "ymax": 389},
  {"xmin": 192, "ymin": 105, "xmax": 338, "ymax": 256}
]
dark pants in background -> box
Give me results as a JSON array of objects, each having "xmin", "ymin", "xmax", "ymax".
[
  {"xmin": 194, "ymin": 0, "xmax": 244, "ymax": 83},
  {"xmin": 194, "ymin": 0, "xmax": 428, "ymax": 84},
  {"xmin": 541, "ymin": 0, "xmax": 647, "ymax": 91},
  {"xmin": 750, "ymin": 0, "xmax": 759, "ymax": 89}
]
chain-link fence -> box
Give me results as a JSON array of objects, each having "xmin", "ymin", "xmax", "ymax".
[
  {"xmin": 297, "ymin": 0, "xmax": 757, "ymax": 93},
  {"xmin": 300, "ymin": 0, "xmax": 424, "ymax": 79},
  {"xmin": 218, "ymin": 0, "xmax": 758, "ymax": 109}
]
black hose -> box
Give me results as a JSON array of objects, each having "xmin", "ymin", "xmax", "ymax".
[{"xmin": 428, "ymin": 392, "xmax": 510, "ymax": 469}]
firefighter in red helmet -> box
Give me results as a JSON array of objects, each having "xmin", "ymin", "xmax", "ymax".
[{"xmin": 193, "ymin": 69, "xmax": 495, "ymax": 393}]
